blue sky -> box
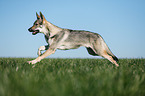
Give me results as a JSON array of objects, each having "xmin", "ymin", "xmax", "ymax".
[{"xmin": 0, "ymin": 0, "xmax": 145, "ymax": 58}]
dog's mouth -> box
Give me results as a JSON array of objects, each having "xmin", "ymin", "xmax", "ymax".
[{"xmin": 32, "ymin": 30, "xmax": 39, "ymax": 35}]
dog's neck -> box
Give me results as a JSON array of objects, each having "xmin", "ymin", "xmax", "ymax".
[{"xmin": 43, "ymin": 21, "xmax": 62, "ymax": 38}]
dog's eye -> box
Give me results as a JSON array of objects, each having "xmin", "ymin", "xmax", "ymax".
[{"xmin": 35, "ymin": 24, "xmax": 38, "ymax": 26}]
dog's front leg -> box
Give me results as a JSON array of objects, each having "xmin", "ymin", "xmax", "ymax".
[
  {"xmin": 27, "ymin": 48, "xmax": 56, "ymax": 64},
  {"xmin": 37, "ymin": 45, "xmax": 49, "ymax": 56}
]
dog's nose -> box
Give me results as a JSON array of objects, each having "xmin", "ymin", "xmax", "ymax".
[{"xmin": 28, "ymin": 28, "xmax": 32, "ymax": 32}]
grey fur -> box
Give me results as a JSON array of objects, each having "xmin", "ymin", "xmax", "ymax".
[{"xmin": 27, "ymin": 12, "xmax": 119, "ymax": 67}]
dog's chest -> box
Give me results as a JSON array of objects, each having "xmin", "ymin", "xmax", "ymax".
[
  {"xmin": 45, "ymin": 36, "xmax": 49, "ymax": 43},
  {"xmin": 45, "ymin": 36, "xmax": 53, "ymax": 45}
]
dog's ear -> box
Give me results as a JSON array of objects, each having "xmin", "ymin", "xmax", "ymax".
[
  {"xmin": 40, "ymin": 12, "xmax": 46, "ymax": 23},
  {"xmin": 36, "ymin": 12, "xmax": 40, "ymax": 20}
]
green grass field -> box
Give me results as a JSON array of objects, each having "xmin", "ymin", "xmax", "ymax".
[{"xmin": 0, "ymin": 58, "xmax": 145, "ymax": 96}]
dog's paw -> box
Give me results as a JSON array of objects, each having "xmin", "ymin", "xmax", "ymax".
[{"xmin": 27, "ymin": 60, "xmax": 37, "ymax": 64}]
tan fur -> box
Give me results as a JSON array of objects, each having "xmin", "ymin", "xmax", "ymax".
[{"xmin": 27, "ymin": 12, "xmax": 119, "ymax": 67}]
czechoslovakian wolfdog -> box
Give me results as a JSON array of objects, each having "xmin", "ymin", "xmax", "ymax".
[{"xmin": 28, "ymin": 12, "xmax": 119, "ymax": 66}]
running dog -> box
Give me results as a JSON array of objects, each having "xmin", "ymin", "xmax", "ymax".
[{"xmin": 28, "ymin": 12, "xmax": 119, "ymax": 66}]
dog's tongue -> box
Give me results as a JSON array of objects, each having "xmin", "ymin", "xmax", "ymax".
[
  {"xmin": 32, "ymin": 32, "xmax": 37, "ymax": 35},
  {"xmin": 32, "ymin": 30, "xmax": 39, "ymax": 35}
]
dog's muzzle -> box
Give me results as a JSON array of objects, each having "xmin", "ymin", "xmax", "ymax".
[
  {"xmin": 28, "ymin": 28, "xmax": 39, "ymax": 35},
  {"xmin": 28, "ymin": 28, "xmax": 33, "ymax": 32}
]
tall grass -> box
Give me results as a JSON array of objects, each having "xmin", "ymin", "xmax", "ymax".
[{"xmin": 0, "ymin": 58, "xmax": 145, "ymax": 96}]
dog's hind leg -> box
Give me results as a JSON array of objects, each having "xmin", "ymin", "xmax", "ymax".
[
  {"xmin": 86, "ymin": 47, "xmax": 98, "ymax": 56},
  {"xmin": 91, "ymin": 36, "xmax": 119, "ymax": 66},
  {"xmin": 101, "ymin": 51, "xmax": 119, "ymax": 67},
  {"xmin": 86, "ymin": 47, "xmax": 119, "ymax": 66}
]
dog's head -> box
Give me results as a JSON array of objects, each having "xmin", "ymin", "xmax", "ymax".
[{"xmin": 28, "ymin": 12, "xmax": 47, "ymax": 35}]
